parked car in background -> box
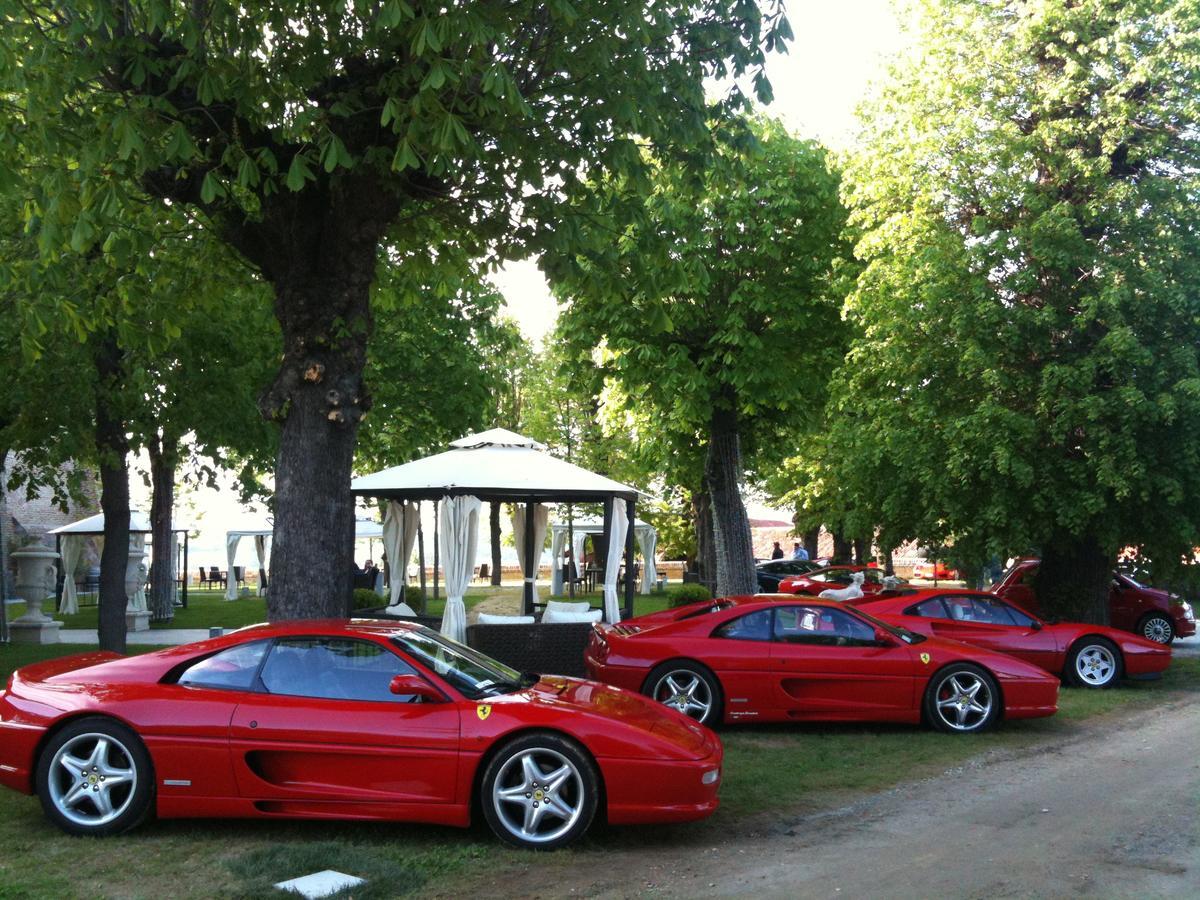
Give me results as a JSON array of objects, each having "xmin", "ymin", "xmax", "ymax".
[
  {"xmin": 854, "ymin": 589, "xmax": 1172, "ymax": 688},
  {"xmin": 994, "ymin": 559, "xmax": 1196, "ymax": 645},
  {"xmin": 0, "ymin": 621, "xmax": 723, "ymax": 849},
  {"xmin": 777, "ymin": 564, "xmax": 904, "ymax": 597},
  {"xmin": 755, "ymin": 558, "xmax": 824, "ymax": 592},
  {"xmin": 911, "ymin": 560, "xmax": 960, "ymax": 581},
  {"xmin": 585, "ymin": 596, "xmax": 1059, "ymax": 734}
]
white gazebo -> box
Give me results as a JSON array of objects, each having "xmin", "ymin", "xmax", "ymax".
[
  {"xmin": 549, "ymin": 519, "xmax": 658, "ymax": 596},
  {"xmin": 224, "ymin": 516, "xmax": 386, "ymax": 600},
  {"xmin": 351, "ymin": 428, "xmax": 647, "ymax": 641},
  {"xmin": 48, "ymin": 510, "xmax": 188, "ymax": 616}
]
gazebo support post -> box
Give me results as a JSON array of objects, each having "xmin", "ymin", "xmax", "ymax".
[
  {"xmin": 417, "ymin": 502, "xmax": 427, "ymax": 610},
  {"xmin": 54, "ymin": 534, "xmax": 63, "ymax": 607},
  {"xmin": 567, "ymin": 505, "xmax": 575, "ymax": 600},
  {"xmin": 624, "ymin": 499, "xmax": 636, "ymax": 620},
  {"xmin": 181, "ymin": 530, "xmax": 189, "ymax": 609},
  {"xmin": 433, "ymin": 498, "xmax": 440, "ymax": 602},
  {"xmin": 523, "ymin": 500, "xmax": 535, "ymax": 616}
]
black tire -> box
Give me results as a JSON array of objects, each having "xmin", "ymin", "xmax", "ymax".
[
  {"xmin": 1137, "ymin": 613, "xmax": 1174, "ymax": 645},
  {"xmin": 923, "ymin": 664, "xmax": 1002, "ymax": 734},
  {"xmin": 35, "ymin": 716, "xmax": 154, "ymax": 837},
  {"xmin": 480, "ymin": 732, "xmax": 600, "ymax": 850},
  {"xmin": 644, "ymin": 660, "xmax": 723, "ymax": 727},
  {"xmin": 1065, "ymin": 637, "xmax": 1124, "ymax": 689}
]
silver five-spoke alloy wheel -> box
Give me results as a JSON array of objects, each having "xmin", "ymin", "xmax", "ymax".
[
  {"xmin": 1074, "ymin": 643, "xmax": 1117, "ymax": 686},
  {"xmin": 652, "ymin": 670, "xmax": 713, "ymax": 722},
  {"xmin": 47, "ymin": 732, "xmax": 138, "ymax": 828},
  {"xmin": 933, "ymin": 671, "xmax": 993, "ymax": 732},
  {"xmin": 492, "ymin": 747, "xmax": 585, "ymax": 845}
]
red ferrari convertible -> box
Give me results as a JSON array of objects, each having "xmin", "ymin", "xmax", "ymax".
[
  {"xmin": 853, "ymin": 589, "xmax": 1172, "ymax": 689},
  {"xmin": 777, "ymin": 565, "xmax": 905, "ymax": 597},
  {"xmin": 585, "ymin": 597, "xmax": 1059, "ymax": 734},
  {"xmin": 0, "ymin": 621, "xmax": 723, "ymax": 848}
]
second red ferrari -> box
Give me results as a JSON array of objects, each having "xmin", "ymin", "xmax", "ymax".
[
  {"xmin": 585, "ymin": 596, "xmax": 1059, "ymax": 734},
  {"xmin": 852, "ymin": 589, "xmax": 1172, "ymax": 689}
]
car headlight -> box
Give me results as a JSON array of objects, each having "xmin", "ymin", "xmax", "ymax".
[
  {"xmin": 1181, "ymin": 601, "xmax": 1195, "ymax": 620},
  {"xmin": 702, "ymin": 768, "xmax": 720, "ymax": 785}
]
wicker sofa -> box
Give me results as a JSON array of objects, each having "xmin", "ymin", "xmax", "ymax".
[{"xmin": 465, "ymin": 620, "xmax": 594, "ymax": 677}]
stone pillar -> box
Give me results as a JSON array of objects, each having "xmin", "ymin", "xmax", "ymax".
[
  {"xmin": 125, "ymin": 539, "xmax": 150, "ymax": 632},
  {"xmin": 10, "ymin": 546, "xmax": 62, "ymax": 644}
]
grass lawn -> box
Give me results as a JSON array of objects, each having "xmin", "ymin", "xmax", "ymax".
[{"xmin": 0, "ymin": 642, "xmax": 1193, "ymax": 899}]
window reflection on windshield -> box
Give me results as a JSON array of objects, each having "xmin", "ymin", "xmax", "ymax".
[
  {"xmin": 392, "ymin": 628, "xmax": 530, "ymax": 700},
  {"xmin": 852, "ymin": 607, "xmax": 927, "ymax": 645}
]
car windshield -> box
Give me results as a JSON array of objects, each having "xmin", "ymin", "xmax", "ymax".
[
  {"xmin": 853, "ymin": 607, "xmax": 927, "ymax": 645},
  {"xmin": 391, "ymin": 628, "xmax": 533, "ymax": 700}
]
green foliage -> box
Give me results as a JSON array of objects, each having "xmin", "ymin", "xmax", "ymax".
[
  {"xmin": 666, "ymin": 583, "xmax": 712, "ymax": 607},
  {"xmin": 821, "ymin": 0, "xmax": 1200, "ymax": 574},
  {"xmin": 352, "ymin": 588, "xmax": 383, "ymax": 611}
]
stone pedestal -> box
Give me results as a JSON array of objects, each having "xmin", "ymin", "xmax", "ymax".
[
  {"xmin": 125, "ymin": 609, "xmax": 151, "ymax": 632},
  {"xmin": 125, "ymin": 545, "xmax": 150, "ymax": 632},
  {"xmin": 10, "ymin": 546, "xmax": 62, "ymax": 644}
]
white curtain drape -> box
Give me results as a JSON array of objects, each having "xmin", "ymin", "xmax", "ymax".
[
  {"xmin": 225, "ymin": 533, "xmax": 241, "ymax": 600},
  {"xmin": 439, "ymin": 495, "xmax": 481, "ymax": 642},
  {"xmin": 550, "ymin": 525, "xmax": 568, "ymax": 595},
  {"xmin": 511, "ymin": 503, "xmax": 549, "ymax": 604},
  {"xmin": 129, "ymin": 533, "xmax": 149, "ymax": 613},
  {"xmin": 58, "ymin": 535, "xmax": 84, "ymax": 614},
  {"xmin": 603, "ymin": 501, "xmax": 628, "ymax": 623},
  {"xmin": 253, "ymin": 535, "xmax": 270, "ymax": 596},
  {"xmin": 384, "ymin": 500, "xmax": 420, "ymax": 607},
  {"xmin": 572, "ymin": 532, "xmax": 587, "ymax": 576},
  {"xmin": 637, "ymin": 527, "xmax": 658, "ymax": 594}
]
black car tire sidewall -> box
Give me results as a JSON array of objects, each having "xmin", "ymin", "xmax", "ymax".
[
  {"xmin": 1138, "ymin": 614, "xmax": 1174, "ymax": 645},
  {"xmin": 644, "ymin": 661, "xmax": 724, "ymax": 727},
  {"xmin": 35, "ymin": 716, "xmax": 155, "ymax": 837},
  {"xmin": 923, "ymin": 663, "xmax": 1002, "ymax": 734},
  {"xmin": 1065, "ymin": 638, "xmax": 1124, "ymax": 689}
]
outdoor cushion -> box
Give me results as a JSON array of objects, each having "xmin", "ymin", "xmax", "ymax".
[
  {"xmin": 476, "ymin": 613, "xmax": 536, "ymax": 625},
  {"xmin": 542, "ymin": 607, "xmax": 603, "ymax": 624},
  {"xmin": 546, "ymin": 600, "xmax": 591, "ymax": 614},
  {"xmin": 384, "ymin": 602, "xmax": 417, "ymax": 616}
]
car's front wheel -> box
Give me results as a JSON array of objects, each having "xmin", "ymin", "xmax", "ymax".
[
  {"xmin": 1138, "ymin": 613, "xmax": 1174, "ymax": 645},
  {"xmin": 645, "ymin": 661, "xmax": 722, "ymax": 726},
  {"xmin": 1066, "ymin": 638, "xmax": 1123, "ymax": 688},
  {"xmin": 36, "ymin": 717, "xmax": 153, "ymax": 837},
  {"xmin": 924, "ymin": 664, "xmax": 1001, "ymax": 734},
  {"xmin": 481, "ymin": 732, "xmax": 600, "ymax": 850}
]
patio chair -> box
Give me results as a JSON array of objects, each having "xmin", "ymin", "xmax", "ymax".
[
  {"xmin": 477, "ymin": 563, "xmax": 490, "ymax": 583},
  {"xmin": 208, "ymin": 566, "xmax": 227, "ymax": 589},
  {"xmin": 197, "ymin": 567, "xmax": 209, "ymax": 588},
  {"xmin": 232, "ymin": 566, "xmax": 246, "ymax": 589}
]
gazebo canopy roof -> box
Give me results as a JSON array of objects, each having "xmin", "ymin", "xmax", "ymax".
[
  {"xmin": 51, "ymin": 510, "xmax": 154, "ymax": 535},
  {"xmin": 351, "ymin": 429, "xmax": 645, "ymax": 503},
  {"xmin": 550, "ymin": 518, "xmax": 654, "ymax": 534},
  {"xmin": 224, "ymin": 517, "xmax": 383, "ymax": 539}
]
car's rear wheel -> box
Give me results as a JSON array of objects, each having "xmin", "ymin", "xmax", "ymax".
[
  {"xmin": 924, "ymin": 664, "xmax": 1001, "ymax": 734},
  {"xmin": 1138, "ymin": 613, "xmax": 1174, "ymax": 645},
  {"xmin": 36, "ymin": 717, "xmax": 153, "ymax": 837},
  {"xmin": 645, "ymin": 661, "xmax": 722, "ymax": 726},
  {"xmin": 1066, "ymin": 638, "xmax": 1123, "ymax": 688},
  {"xmin": 481, "ymin": 732, "xmax": 599, "ymax": 850}
]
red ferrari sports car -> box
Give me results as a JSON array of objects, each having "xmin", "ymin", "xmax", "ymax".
[
  {"xmin": 910, "ymin": 560, "xmax": 959, "ymax": 581},
  {"xmin": 852, "ymin": 590, "xmax": 1172, "ymax": 689},
  {"xmin": 584, "ymin": 597, "xmax": 1059, "ymax": 734},
  {"xmin": 777, "ymin": 565, "xmax": 905, "ymax": 597},
  {"xmin": 0, "ymin": 621, "xmax": 723, "ymax": 849}
]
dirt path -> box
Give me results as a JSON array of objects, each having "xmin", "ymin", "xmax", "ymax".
[{"xmin": 442, "ymin": 695, "xmax": 1200, "ymax": 899}]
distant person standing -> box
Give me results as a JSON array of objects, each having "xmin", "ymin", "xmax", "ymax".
[
  {"xmin": 792, "ymin": 541, "xmax": 809, "ymax": 561},
  {"xmin": 771, "ymin": 541, "xmax": 784, "ymax": 560}
]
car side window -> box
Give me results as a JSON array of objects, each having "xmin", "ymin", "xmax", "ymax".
[
  {"xmin": 178, "ymin": 640, "xmax": 269, "ymax": 691},
  {"xmin": 713, "ymin": 609, "xmax": 774, "ymax": 641},
  {"xmin": 907, "ymin": 598, "xmax": 948, "ymax": 618},
  {"xmin": 942, "ymin": 596, "xmax": 1015, "ymax": 625},
  {"xmin": 999, "ymin": 602, "xmax": 1037, "ymax": 628},
  {"xmin": 260, "ymin": 638, "xmax": 419, "ymax": 703},
  {"xmin": 773, "ymin": 606, "xmax": 877, "ymax": 647}
]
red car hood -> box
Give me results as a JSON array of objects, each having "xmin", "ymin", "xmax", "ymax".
[
  {"xmin": 520, "ymin": 675, "xmax": 716, "ymax": 759},
  {"xmin": 910, "ymin": 635, "xmax": 1061, "ymax": 682}
]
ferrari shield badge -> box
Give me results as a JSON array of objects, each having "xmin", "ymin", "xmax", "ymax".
[
  {"xmin": 920, "ymin": 653, "xmax": 931, "ymax": 665},
  {"xmin": 477, "ymin": 704, "xmax": 492, "ymax": 721}
]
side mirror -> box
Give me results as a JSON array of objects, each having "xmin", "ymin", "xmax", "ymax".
[
  {"xmin": 1030, "ymin": 620, "xmax": 1042, "ymax": 631},
  {"xmin": 389, "ymin": 673, "xmax": 445, "ymax": 702},
  {"xmin": 874, "ymin": 627, "xmax": 898, "ymax": 647}
]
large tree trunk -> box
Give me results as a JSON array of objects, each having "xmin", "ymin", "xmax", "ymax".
[
  {"xmin": 692, "ymin": 491, "xmax": 716, "ymax": 588},
  {"xmin": 1035, "ymin": 532, "xmax": 1112, "ymax": 623},
  {"xmin": 94, "ymin": 333, "xmax": 130, "ymax": 654},
  {"xmin": 830, "ymin": 531, "xmax": 853, "ymax": 564},
  {"xmin": 852, "ymin": 536, "xmax": 870, "ymax": 566},
  {"xmin": 704, "ymin": 405, "xmax": 757, "ymax": 598},
  {"xmin": 147, "ymin": 433, "xmax": 178, "ymax": 623},
  {"xmin": 0, "ymin": 447, "xmax": 9, "ymax": 642},
  {"xmin": 490, "ymin": 502, "xmax": 502, "ymax": 586},
  {"xmin": 803, "ymin": 526, "xmax": 820, "ymax": 561}
]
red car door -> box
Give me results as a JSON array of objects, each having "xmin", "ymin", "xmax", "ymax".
[
  {"xmin": 996, "ymin": 564, "xmax": 1041, "ymax": 615},
  {"xmin": 768, "ymin": 605, "xmax": 917, "ymax": 721},
  {"xmin": 922, "ymin": 595, "xmax": 1060, "ymax": 672},
  {"xmin": 229, "ymin": 636, "xmax": 461, "ymax": 805},
  {"xmin": 702, "ymin": 608, "xmax": 778, "ymax": 721}
]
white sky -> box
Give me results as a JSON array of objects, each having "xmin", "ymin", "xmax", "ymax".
[{"xmin": 496, "ymin": 0, "xmax": 909, "ymax": 344}]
